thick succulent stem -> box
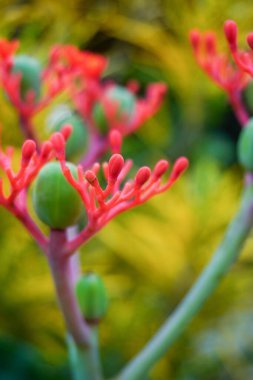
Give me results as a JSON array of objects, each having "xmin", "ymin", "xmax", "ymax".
[
  {"xmin": 48, "ymin": 229, "xmax": 104, "ymax": 380},
  {"xmin": 67, "ymin": 326, "xmax": 103, "ymax": 380},
  {"xmin": 48, "ymin": 229, "xmax": 91, "ymax": 346},
  {"xmin": 115, "ymin": 182, "xmax": 253, "ymax": 380}
]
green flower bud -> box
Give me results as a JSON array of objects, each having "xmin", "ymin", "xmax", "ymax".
[
  {"xmin": 12, "ymin": 55, "xmax": 41, "ymax": 101},
  {"xmin": 93, "ymin": 85, "xmax": 136, "ymax": 133},
  {"xmin": 48, "ymin": 105, "xmax": 88, "ymax": 161},
  {"xmin": 75, "ymin": 273, "xmax": 108, "ymax": 323},
  {"xmin": 32, "ymin": 162, "xmax": 83, "ymax": 229},
  {"xmin": 238, "ymin": 118, "xmax": 253, "ymax": 171}
]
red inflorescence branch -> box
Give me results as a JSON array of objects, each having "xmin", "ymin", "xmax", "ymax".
[
  {"xmin": 0, "ymin": 129, "xmax": 71, "ymax": 251},
  {"xmin": 223, "ymin": 20, "xmax": 253, "ymax": 78},
  {"xmin": 40, "ymin": 45, "xmax": 107, "ymax": 114},
  {"xmin": 0, "ymin": 38, "xmax": 189, "ymax": 257},
  {"xmin": 189, "ymin": 24, "xmax": 250, "ymax": 126},
  {"xmin": 0, "ymin": 40, "xmax": 107, "ymax": 141},
  {"xmin": 72, "ymin": 81, "xmax": 167, "ymax": 169},
  {"xmin": 49, "ymin": 132, "xmax": 188, "ymax": 256}
]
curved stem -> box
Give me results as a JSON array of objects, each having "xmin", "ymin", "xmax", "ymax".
[
  {"xmin": 48, "ymin": 229, "xmax": 104, "ymax": 380},
  {"xmin": 67, "ymin": 326, "xmax": 103, "ymax": 380},
  {"xmin": 19, "ymin": 115, "xmax": 39, "ymax": 145},
  {"xmin": 229, "ymin": 91, "xmax": 249, "ymax": 127},
  {"xmin": 115, "ymin": 182, "xmax": 253, "ymax": 380},
  {"xmin": 48, "ymin": 229, "xmax": 91, "ymax": 347}
]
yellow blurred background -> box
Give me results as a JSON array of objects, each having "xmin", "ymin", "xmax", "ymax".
[{"xmin": 1, "ymin": 1, "xmax": 253, "ymax": 379}]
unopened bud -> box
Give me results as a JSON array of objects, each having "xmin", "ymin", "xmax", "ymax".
[
  {"xmin": 247, "ymin": 33, "xmax": 253, "ymax": 50},
  {"xmin": 135, "ymin": 166, "xmax": 151, "ymax": 188},
  {"xmin": 40, "ymin": 141, "xmax": 52, "ymax": 160},
  {"xmin": 224, "ymin": 20, "xmax": 237, "ymax": 49},
  {"xmin": 61, "ymin": 124, "xmax": 73, "ymax": 141},
  {"xmin": 189, "ymin": 30, "xmax": 201, "ymax": 50},
  {"xmin": 109, "ymin": 129, "xmax": 122, "ymax": 153},
  {"xmin": 154, "ymin": 160, "xmax": 169, "ymax": 178},
  {"xmin": 12, "ymin": 55, "xmax": 41, "ymax": 101},
  {"xmin": 32, "ymin": 162, "xmax": 83, "ymax": 229},
  {"xmin": 51, "ymin": 132, "xmax": 65, "ymax": 159},
  {"xmin": 170, "ymin": 157, "xmax": 189, "ymax": 181},
  {"xmin": 205, "ymin": 32, "xmax": 216, "ymax": 54},
  {"xmin": 21, "ymin": 140, "xmax": 36, "ymax": 165},
  {"xmin": 108, "ymin": 154, "xmax": 124, "ymax": 180},
  {"xmin": 75, "ymin": 272, "xmax": 108, "ymax": 323},
  {"xmin": 85, "ymin": 170, "xmax": 97, "ymax": 185}
]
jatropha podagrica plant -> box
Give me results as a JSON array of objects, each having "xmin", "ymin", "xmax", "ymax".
[
  {"xmin": 0, "ymin": 37, "xmax": 188, "ymax": 379},
  {"xmin": 3, "ymin": 20, "xmax": 253, "ymax": 380}
]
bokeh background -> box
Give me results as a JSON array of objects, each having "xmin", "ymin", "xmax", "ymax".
[{"xmin": 1, "ymin": 1, "xmax": 253, "ymax": 379}]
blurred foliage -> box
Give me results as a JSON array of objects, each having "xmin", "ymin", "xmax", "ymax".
[{"xmin": 1, "ymin": 0, "xmax": 253, "ymax": 379}]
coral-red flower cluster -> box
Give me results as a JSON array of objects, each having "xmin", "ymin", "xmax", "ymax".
[
  {"xmin": 48, "ymin": 127, "xmax": 188, "ymax": 255},
  {"xmin": 190, "ymin": 20, "xmax": 253, "ymax": 127},
  {"xmin": 0, "ymin": 38, "xmax": 188, "ymax": 256}
]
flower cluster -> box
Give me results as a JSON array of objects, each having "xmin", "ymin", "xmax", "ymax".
[
  {"xmin": 189, "ymin": 20, "xmax": 253, "ymax": 127},
  {"xmin": 50, "ymin": 127, "xmax": 188, "ymax": 256},
  {"xmin": 0, "ymin": 39, "xmax": 188, "ymax": 257}
]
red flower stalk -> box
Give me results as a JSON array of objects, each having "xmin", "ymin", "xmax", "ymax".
[
  {"xmin": 0, "ymin": 40, "xmax": 107, "ymax": 144},
  {"xmin": 49, "ymin": 133, "xmax": 188, "ymax": 256},
  {"xmin": 0, "ymin": 129, "xmax": 71, "ymax": 250},
  {"xmin": 0, "ymin": 39, "xmax": 188, "ymax": 259},
  {"xmin": 0, "ymin": 38, "xmax": 19, "ymax": 62},
  {"xmin": 189, "ymin": 25, "xmax": 250, "ymax": 126},
  {"xmin": 224, "ymin": 20, "xmax": 253, "ymax": 78},
  {"xmin": 88, "ymin": 82, "xmax": 168, "ymax": 136},
  {"xmin": 46, "ymin": 45, "xmax": 107, "ymax": 79},
  {"xmin": 72, "ymin": 81, "xmax": 167, "ymax": 169}
]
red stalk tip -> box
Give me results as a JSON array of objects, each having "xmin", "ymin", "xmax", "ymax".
[
  {"xmin": 21, "ymin": 140, "xmax": 36, "ymax": 164},
  {"xmin": 204, "ymin": 32, "xmax": 216, "ymax": 54},
  {"xmin": 50, "ymin": 132, "xmax": 65, "ymax": 158},
  {"xmin": 109, "ymin": 129, "xmax": 122, "ymax": 153},
  {"xmin": 189, "ymin": 30, "xmax": 201, "ymax": 50},
  {"xmin": 170, "ymin": 157, "xmax": 189, "ymax": 181},
  {"xmin": 41, "ymin": 141, "xmax": 53, "ymax": 160},
  {"xmin": 247, "ymin": 32, "xmax": 253, "ymax": 50},
  {"xmin": 85, "ymin": 170, "xmax": 97, "ymax": 185},
  {"xmin": 61, "ymin": 124, "xmax": 73, "ymax": 141},
  {"xmin": 135, "ymin": 166, "xmax": 151, "ymax": 188},
  {"xmin": 108, "ymin": 154, "xmax": 124, "ymax": 180},
  {"xmin": 154, "ymin": 160, "xmax": 169, "ymax": 178},
  {"xmin": 224, "ymin": 20, "xmax": 237, "ymax": 50}
]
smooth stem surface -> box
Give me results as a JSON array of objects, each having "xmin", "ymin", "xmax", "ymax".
[
  {"xmin": 116, "ymin": 182, "xmax": 253, "ymax": 380},
  {"xmin": 67, "ymin": 327, "xmax": 103, "ymax": 380},
  {"xmin": 48, "ymin": 229, "xmax": 104, "ymax": 380},
  {"xmin": 48, "ymin": 229, "xmax": 91, "ymax": 347}
]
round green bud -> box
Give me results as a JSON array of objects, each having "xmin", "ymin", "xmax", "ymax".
[
  {"xmin": 48, "ymin": 105, "xmax": 88, "ymax": 161},
  {"xmin": 12, "ymin": 55, "xmax": 41, "ymax": 101},
  {"xmin": 75, "ymin": 273, "xmax": 108, "ymax": 323},
  {"xmin": 238, "ymin": 118, "xmax": 253, "ymax": 171},
  {"xmin": 32, "ymin": 162, "xmax": 83, "ymax": 229},
  {"xmin": 93, "ymin": 85, "xmax": 136, "ymax": 133}
]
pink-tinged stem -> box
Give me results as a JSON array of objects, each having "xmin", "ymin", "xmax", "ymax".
[
  {"xmin": 48, "ymin": 229, "xmax": 92, "ymax": 347},
  {"xmin": 229, "ymin": 91, "xmax": 249, "ymax": 127},
  {"xmin": 64, "ymin": 224, "xmax": 100, "ymax": 257},
  {"xmin": 19, "ymin": 115, "xmax": 39, "ymax": 145},
  {"xmin": 80, "ymin": 133, "xmax": 108, "ymax": 170}
]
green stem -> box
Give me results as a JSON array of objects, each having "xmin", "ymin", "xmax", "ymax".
[
  {"xmin": 67, "ymin": 326, "xmax": 103, "ymax": 380},
  {"xmin": 116, "ymin": 183, "xmax": 253, "ymax": 380}
]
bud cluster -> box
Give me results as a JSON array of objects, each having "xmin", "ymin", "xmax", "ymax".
[
  {"xmin": 0, "ymin": 38, "xmax": 188, "ymax": 258},
  {"xmin": 189, "ymin": 20, "xmax": 253, "ymax": 127}
]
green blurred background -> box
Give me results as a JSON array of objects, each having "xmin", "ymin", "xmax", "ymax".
[{"xmin": 1, "ymin": 0, "xmax": 253, "ymax": 379}]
